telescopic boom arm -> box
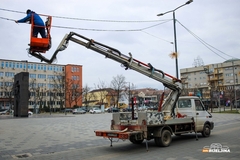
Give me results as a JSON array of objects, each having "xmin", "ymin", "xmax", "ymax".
[{"xmin": 29, "ymin": 32, "xmax": 182, "ymax": 115}]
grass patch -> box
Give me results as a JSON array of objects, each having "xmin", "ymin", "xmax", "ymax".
[{"xmin": 213, "ymin": 110, "xmax": 240, "ymax": 114}]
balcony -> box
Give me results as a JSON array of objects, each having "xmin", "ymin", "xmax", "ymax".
[{"xmin": 209, "ymin": 76, "xmax": 223, "ymax": 81}]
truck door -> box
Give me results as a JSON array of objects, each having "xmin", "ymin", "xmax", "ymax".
[{"xmin": 194, "ymin": 99, "xmax": 207, "ymax": 132}]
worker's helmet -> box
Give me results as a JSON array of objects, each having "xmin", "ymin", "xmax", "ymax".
[{"xmin": 26, "ymin": 9, "xmax": 31, "ymax": 14}]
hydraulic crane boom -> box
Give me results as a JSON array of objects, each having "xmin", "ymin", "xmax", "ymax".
[{"xmin": 29, "ymin": 32, "xmax": 182, "ymax": 116}]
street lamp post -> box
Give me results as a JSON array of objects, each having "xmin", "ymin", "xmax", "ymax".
[
  {"xmin": 232, "ymin": 60, "xmax": 237, "ymax": 111},
  {"xmin": 157, "ymin": 0, "xmax": 193, "ymax": 79}
]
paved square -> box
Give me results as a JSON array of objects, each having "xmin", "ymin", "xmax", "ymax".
[{"xmin": 0, "ymin": 112, "xmax": 240, "ymax": 160}]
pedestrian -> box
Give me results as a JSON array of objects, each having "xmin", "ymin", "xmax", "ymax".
[{"xmin": 15, "ymin": 9, "xmax": 46, "ymax": 38}]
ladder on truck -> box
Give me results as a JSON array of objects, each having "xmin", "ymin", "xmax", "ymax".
[{"xmin": 29, "ymin": 32, "xmax": 182, "ymax": 116}]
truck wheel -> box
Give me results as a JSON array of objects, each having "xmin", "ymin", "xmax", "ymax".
[
  {"xmin": 154, "ymin": 130, "xmax": 172, "ymax": 147},
  {"xmin": 202, "ymin": 124, "xmax": 211, "ymax": 137},
  {"xmin": 129, "ymin": 136, "xmax": 143, "ymax": 144}
]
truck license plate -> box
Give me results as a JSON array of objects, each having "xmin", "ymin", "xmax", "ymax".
[{"xmin": 107, "ymin": 133, "xmax": 117, "ymax": 137}]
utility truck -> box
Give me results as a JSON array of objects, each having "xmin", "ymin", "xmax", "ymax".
[{"xmin": 28, "ymin": 32, "xmax": 214, "ymax": 149}]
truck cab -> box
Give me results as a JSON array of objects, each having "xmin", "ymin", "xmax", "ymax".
[{"xmin": 177, "ymin": 96, "xmax": 214, "ymax": 136}]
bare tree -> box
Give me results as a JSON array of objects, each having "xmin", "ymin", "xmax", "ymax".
[
  {"xmin": 29, "ymin": 78, "xmax": 39, "ymax": 113},
  {"xmin": 52, "ymin": 72, "xmax": 65, "ymax": 110},
  {"xmin": 2, "ymin": 78, "xmax": 14, "ymax": 109},
  {"xmin": 110, "ymin": 75, "xmax": 126, "ymax": 108},
  {"xmin": 223, "ymin": 85, "xmax": 237, "ymax": 110},
  {"xmin": 65, "ymin": 77, "xmax": 75, "ymax": 108},
  {"xmin": 106, "ymin": 88, "xmax": 117, "ymax": 107},
  {"xmin": 123, "ymin": 82, "xmax": 136, "ymax": 104},
  {"xmin": 83, "ymin": 84, "xmax": 96, "ymax": 110},
  {"xmin": 36, "ymin": 87, "xmax": 46, "ymax": 113},
  {"xmin": 65, "ymin": 72, "xmax": 82, "ymax": 108},
  {"xmin": 94, "ymin": 80, "xmax": 108, "ymax": 106},
  {"xmin": 72, "ymin": 83, "xmax": 83, "ymax": 107}
]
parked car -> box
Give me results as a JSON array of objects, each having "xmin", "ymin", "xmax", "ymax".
[
  {"xmin": 0, "ymin": 109, "xmax": 8, "ymax": 115},
  {"xmin": 122, "ymin": 108, "xmax": 132, "ymax": 112},
  {"xmin": 107, "ymin": 107, "xmax": 119, "ymax": 113},
  {"xmin": 89, "ymin": 108, "xmax": 102, "ymax": 114},
  {"xmin": 72, "ymin": 108, "xmax": 86, "ymax": 114},
  {"xmin": 60, "ymin": 109, "xmax": 73, "ymax": 113},
  {"xmin": 81, "ymin": 107, "xmax": 90, "ymax": 112},
  {"xmin": 28, "ymin": 110, "xmax": 33, "ymax": 115},
  {"xmin": 104, "ymin": 108, "xmax": 110, "ymax": 112},
  {"xmin": 6, "ymin": 110, "xmax": 33, "ymax": 116}
]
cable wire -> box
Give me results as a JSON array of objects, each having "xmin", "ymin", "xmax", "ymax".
[
  {"xmin": 52, "ymin": 25, "xmax": 141, "ymax": 32},
  {"xmin": 0, "ymin": 16, "xmax": 15, "ymax": 21},
  {"xmin": 0, "ymin": 8, "xmax": 168, "ymax": 23},
  {"xmin": 0, "ymin": 12, "xmax": 172, "ymax": 33},
  {"xmin": 177, "ymin": 20, "xmax": 238, "ymax": 60}
]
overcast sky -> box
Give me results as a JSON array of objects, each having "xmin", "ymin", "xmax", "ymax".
[{"xmin": 1, "ymin": 0, "xmax": 239, "ymax": 90}]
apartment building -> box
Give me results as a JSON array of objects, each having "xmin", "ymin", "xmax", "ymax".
[
  {"xmin": 0, "ymin": 59, "xmax": 82, "ymax": 111},
  {"xmin": 180, "ymin": 59, "xmax": 240, "ymax": 106}
]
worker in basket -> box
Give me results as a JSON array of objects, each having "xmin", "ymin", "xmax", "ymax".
[{"xmin": 15, "ymin": 9, "xmax": 46, "ymax": 38}]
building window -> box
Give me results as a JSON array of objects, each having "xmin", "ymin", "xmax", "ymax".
[
  {"xmin": 30, "ymin": 64, "xmax": 34, "ymax": 70},
  {"xmin": 48, "ymin": 65, "xmax": 52, "ymax": 71},
  {"xmin": 33, "ymin": 64, "xmax": 37, "ymax": 70},
  {"xmin": 5, "ymin": 72, "xmax": 14, "ymax": 77},
  {"xmin": 38, "ymin": 83, "xmax": 46, "ymax": 88},
  {"xmin": 29, "ymin": 74, "xmax": 36, "ymax": 79},
  {"xmin": 1, "ymin": 61, "xmax": 4, "ymax": 68},
  {"xmin": 0, "ymin": 72, "xmax": 3, "ymax": 77},
  {"xmin": 5, "ymin": 82, "xmax": 13, "ymax": 86},
  {"xmin": 5, "ymin": 62, "xmax": 8, "ymax": 68},
  {"xmin": 40, "ymin": 65, "xmax": 43, "ymax": 70},
  {"xmin": 48, "ymin": 75, "xmax": 54, "ymax": 79},
  {"xmin": 27, "ymin": 64, "xmax": 30, "ymax": 70},
  {"xmin": 38, "ymin": 74, "xmax": 46, "ymax": 79},
  {"xmin": 71, "ymin": 67, "xmax": 80, "ymax": 72},
  {"xmin": 23, "ymin": 63, "xmax": 26, "ymax": 69},
  {"xmin": 226, "ymin": 73, "xmax": 233, "ymax": 77}
]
